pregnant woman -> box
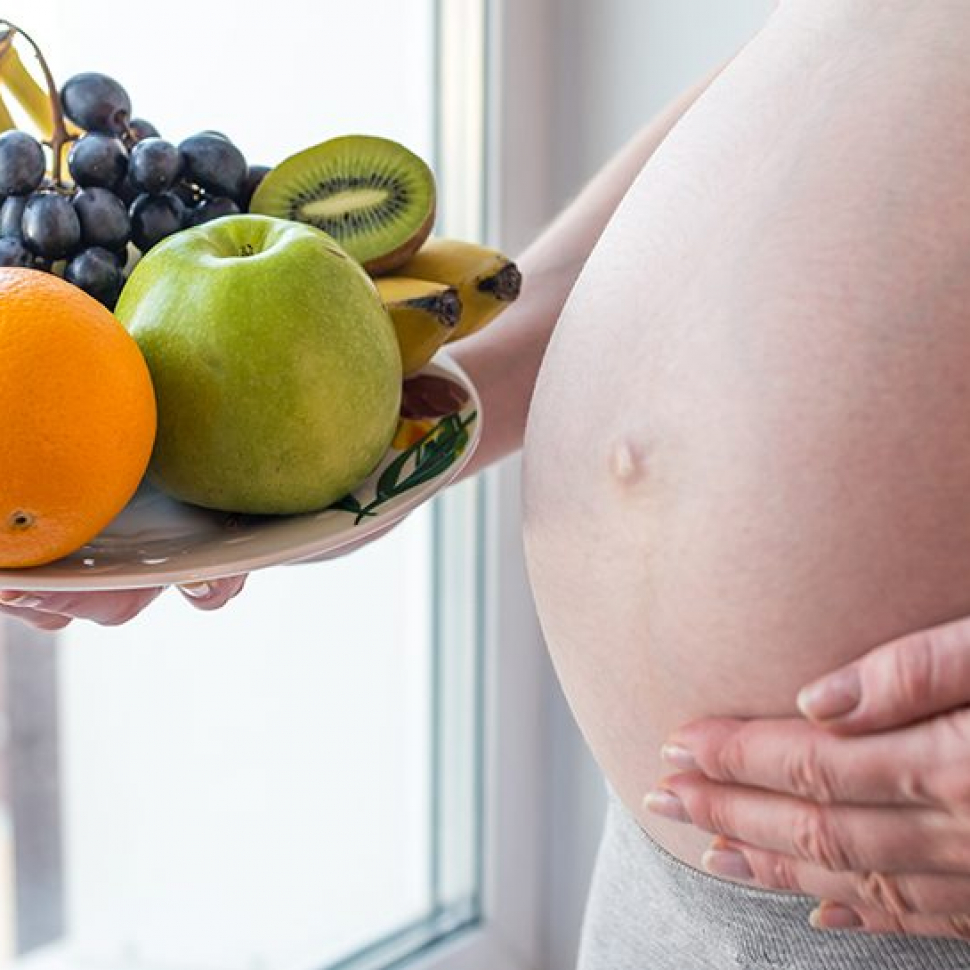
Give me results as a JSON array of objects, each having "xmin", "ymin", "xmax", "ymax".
[
  {"xmin": 7, "ymin": 1, "xmax": 970, "ymax": 965},
  {"xmin": 523, "ymin": 0, "xmax": 970, "ymax": 964}
]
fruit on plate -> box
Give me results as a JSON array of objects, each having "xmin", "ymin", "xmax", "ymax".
[
  {"xmin": 395, "ymin": 237, "xmax": 522, "ymax": 342},
  {"xmin": 249, "ymin": 134, "xmax": 436, "ymax": 276},
  {"xmin": 115, "ymin": 214, "xmax": 402, "ymax": 515},
  {"xmin": 0, "ymin": 267, "xmax": 156, "ymax": 568},
  {"xmin": 374, "ymin": 276, "xmax": 460, "ymax": 376}
]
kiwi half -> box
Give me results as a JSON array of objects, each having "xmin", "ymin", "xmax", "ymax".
[{"xmin": 250, "ymin": 134, "xmax": 436, "ymax": 275}]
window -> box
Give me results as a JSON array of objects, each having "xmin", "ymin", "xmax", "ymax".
[{"xmin": 0, "ymin": 3, "xmax": 495, "ymax": 968}]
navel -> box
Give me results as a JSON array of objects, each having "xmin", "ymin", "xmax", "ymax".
[{"xmin": 608, "ymin": 437, "xmax": 647, "ymax": 486}]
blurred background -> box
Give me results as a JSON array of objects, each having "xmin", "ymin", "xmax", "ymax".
[{"xmin": 0, "ymin": 2, "xmax": 773, "ymax": 970}]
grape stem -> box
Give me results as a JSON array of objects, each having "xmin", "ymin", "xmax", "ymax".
[{"xmin": 0, "ymin": 21, "xmax": 73, "ymax": 188}]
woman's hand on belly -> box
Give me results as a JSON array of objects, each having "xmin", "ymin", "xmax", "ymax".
[{"xmin": 645, "ymin": 614, "xmax": 970, "ymax": 942}]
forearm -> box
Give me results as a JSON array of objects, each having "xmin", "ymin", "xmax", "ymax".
[{"xmin": 449, "ymin": 63, "xmax": 729, "ymax": 480}]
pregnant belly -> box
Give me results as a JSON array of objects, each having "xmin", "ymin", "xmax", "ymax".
[{"xmin": 522, "ymin": 0, "xmax": 970, "ymax": 868}]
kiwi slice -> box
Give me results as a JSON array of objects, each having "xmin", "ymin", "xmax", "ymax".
[{"xmin": 250, "ymin": 134, "xmax": 436, "ymax": 275}]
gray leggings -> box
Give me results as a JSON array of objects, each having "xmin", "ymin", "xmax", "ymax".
[{"xmin": 578, "ymin": 787, "xmax": 970, "ymax": 969}]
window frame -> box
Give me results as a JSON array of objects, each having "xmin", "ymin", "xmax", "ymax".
[{"xmin": 404, "ymin": 0, "xmax": 564, "ymax": 967}]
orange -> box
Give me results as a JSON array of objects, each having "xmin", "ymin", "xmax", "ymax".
[{"xmin": 0, "ymin": 268, "xmax": 156, "ymax": 568}]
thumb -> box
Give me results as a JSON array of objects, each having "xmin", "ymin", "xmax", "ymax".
[{"xmin": 797, "ymin": 616, "xmax": 970, "ymax": 734}]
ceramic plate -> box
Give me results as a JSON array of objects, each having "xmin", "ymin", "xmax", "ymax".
[{"xmin": 0, "ymin": 354, "xmax": 480, "ymax": 591}]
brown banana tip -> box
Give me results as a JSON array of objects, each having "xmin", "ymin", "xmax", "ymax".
[
  {"xmin": 477, "ymin": 262, "xmax": 522, "ymax": 302},
  {"xmin": 405, "ymin": 289, "xmax": 462, "ymax": 328},
  {"xmin": 438, "ymin": 288, "xmax": 462, "ymax": 327}
]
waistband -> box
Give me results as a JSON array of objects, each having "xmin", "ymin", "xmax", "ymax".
[{"xmin": 577, "ymin": 785, "xmax": 970, "ymax": 969}]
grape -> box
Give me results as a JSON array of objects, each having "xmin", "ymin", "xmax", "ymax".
[
  {"xmin": 130, "ymin": 192, "xmax": 184, "ymax": 252},
  {"xmin": 128, "ymin": 138, "xmax": 182, "ymax": 195},
  {"xmin": 68, "ymin": 134, "xmax": 128, "ymax": 189},
  {"xmin": 240, "ymin": 164, "xmax": 270, "ymax": 211},
  {"xmin": 60, "ymin": 72, "xmax": 132, "ymax": 136},
  {"xmin": 22, "ymin": 192, "xmax": 82, "ymax": 260},
  {"xmin": 0, "ymin": 195, "xmax": 27, "ymax": 238},
  {"xmin": 73, "ymin": 187, "xmax": 131, "ymax": 251},
  {"xmin": 0, "ymin": 237, "xmax": 34, "ymax": 267},
  {"xmin": 185, "ymin": 196, "xmax": 239, "ymax": 228},
  {"xmin": 179, "ymin": 134, "xmax": 247, "ymax": 200},
  {"xmin": 0, "ymin": 131, "xmax": 46, "ymax": 196},
  {"xmin": 127, "ymin": 118, "xmax": 159, "ymax": 143},
  {"xmin": 115, "ymin": 172, "xmax": 140, "ymax": 206},
  {"xmin": 64, "ymin": 247, "xmax": 125, "ymax": 308}
]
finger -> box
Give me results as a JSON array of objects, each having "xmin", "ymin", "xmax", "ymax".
[
  {"xmin": 664, "ymin": 714, "xmax": 961, "ymax": 807},
  {"xmin": 648, "ymin": 771, "xmax": 970, "ymax": 875},
  {"xmin": 706, "ymin": 838, "xmax": 970, "ymax": 918},
  {"xmin": 812, "ymin": 900, "xmax": 970, "ymax": 943},
  {"xmin": 0, "ymin": 588, "xmax": 164, "ymax": 626},
  {"xmin": 177, "ymin": 574, "xmax": 248, "ymax": 610},
  {"xmin": 0, "ymin": 603, "xmax": 73, "ymax": 631},
  {"xmin": 796, "ymin": 616, "xmax": 970, "ymax": 733}
]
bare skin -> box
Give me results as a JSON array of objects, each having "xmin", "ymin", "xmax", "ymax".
[{"xmin": 523, "ymin": 0, "xmax": 970, "ymax": 871}]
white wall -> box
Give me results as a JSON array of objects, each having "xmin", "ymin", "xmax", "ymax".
[
  {"xmin": 507, "ymin": 3, "xmax": 775, "ymax": 967},
  {"xmin": 549, "ymin": 0, "xmax": 775, "ymax": 205},
  {"xmin": 3, "ymin": 0, "xmax": 434, "ymax": 164}
]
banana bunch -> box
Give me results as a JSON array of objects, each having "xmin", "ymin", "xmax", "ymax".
[
  {"xmin": 0, "ymin": 29, "xmax": 54, "ymax": 139},
  {"xmin": 400, "ymin": 238, "xmax": 522, "ymax": 342},
  {"xmin": 374, "ymin": 238, "xmax": 522, "ymax": 377},
  {"xmin": 374, "ymin": 238, "xmax": 522, "ymax": 375}
]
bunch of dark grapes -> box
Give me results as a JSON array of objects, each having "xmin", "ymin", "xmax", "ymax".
[{"xmin": 0, "ymin": 71, "xmax": 269, "ymax": 310}]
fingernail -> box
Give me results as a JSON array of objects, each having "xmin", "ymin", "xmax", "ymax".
[
  {"xmin": 661, "ymin": 743, "xmax": 699, "ymax": 771},
  {"xmin": 643, "ymin": 788, "xmax": 691, "ymax": 824},
  {"xmin": 797, "ymin": 667, "xmax": 861, "ymax": 722},
  {"xmin": 810, "ymin": 903, "xmax": 863, "ymax": 931},
  {"xmin": 0, "ymin": 592, "xmax": 42, "ymax": 608},
  {"xmin": 702, "ymin": 846, "xmax": 754, "ymax": 881},
  {"xmin": 180, "ymin": 582, "xmax": 212, "ymax": 600}
]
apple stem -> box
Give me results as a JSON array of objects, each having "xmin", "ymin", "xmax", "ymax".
[{"xmin": 0, "ymin": 21, "xmax": 73, "ymax": 189}]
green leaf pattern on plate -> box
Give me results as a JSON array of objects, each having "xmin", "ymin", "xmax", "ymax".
[{"xmin": 331, "ymin": 411, "xmax": 477, "ymax": 525}]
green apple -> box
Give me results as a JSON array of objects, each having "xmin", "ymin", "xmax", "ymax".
[{"xmin": 115, "ymin": 214, "xmax": 403, "ymax": 514}]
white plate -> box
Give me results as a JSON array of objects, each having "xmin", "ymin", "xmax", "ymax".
[{"xmin": 0, "ymin": 355, "xmax": 480, "ymax": 591}]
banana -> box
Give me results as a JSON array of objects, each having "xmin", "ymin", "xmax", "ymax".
[
  {"xmin": 395, "ymin": 237, "xmax": 522, "ymax": 343},
  {"xmin": 375, "ymin": 276, "xmax": 461, "ymax": 376},
  {"xmin": 0, "ymin": 90, "xmax": 15, "ymax": 133},
  {"xmin": 0, "ymin": 34, "xmax": 53, "ymax": 140}
]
